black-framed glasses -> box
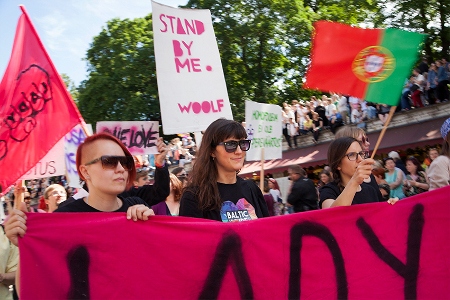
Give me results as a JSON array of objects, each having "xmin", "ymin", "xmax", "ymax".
[
  {"xmin": 217, "ymin": 140, "xmax": 251, "ymax": 153},
  {"xmin": 345, "ymin": 151, "xmax": 368, "ymax": 161},
  {"xmin": 85, "ymin": 155, "xmax": 134, "ymax": 171}
]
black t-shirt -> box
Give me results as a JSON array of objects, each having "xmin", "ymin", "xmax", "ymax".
[
  {"xmin": 319, "ymin": 179, "xmax": 381, "ymax": 208},
  {"xmin": 54, "ymin": 196, "xmax": 148, "ymax": 212},
  {"xmin": 179, "ymin": 177, "xmax": 269, "ymax": 222}
]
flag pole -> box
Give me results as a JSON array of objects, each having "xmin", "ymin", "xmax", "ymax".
[
  {"xmin": 370, "ymin": 106, "xmax": 397, "ymax": 158},
  {"xmin": 259, "ymin": 148, "xmax": 265, "ymax": 192}
]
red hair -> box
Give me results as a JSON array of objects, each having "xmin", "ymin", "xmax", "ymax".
[
  {"xmin": 76, "ymin": 132, "xmax": 136, "ymax": 190},
  {"xmin": 268, "ymin": 178, "xmax": 281, "ymax": 196}
]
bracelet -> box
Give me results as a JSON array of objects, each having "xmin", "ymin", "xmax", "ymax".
[{"xmin": 155, "ymin": 161, "xmax": 165, "ymax": 168}]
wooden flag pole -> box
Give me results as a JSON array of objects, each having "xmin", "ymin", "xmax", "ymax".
[
  {"xmin": 259, "ymin": 148, "xmax": 265, "ymax": 192},
  {"xmin": 371, "ymin": 106, "xmax": 397, "ymax": 159}
]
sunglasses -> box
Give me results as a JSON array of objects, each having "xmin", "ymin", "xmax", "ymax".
[
  {"xmin": 361, "ymin": 136, "xmax": 369, "ymax": 144},
  {"xmin": 24, "ymin": 197, "xmax": 31, "ymax": 200},
  {"xmin": 85, "ymin": 155, "xmax": 134, "ymax": 171},
  {"xmin": 345, "ymin": 151, "xmax": 369, "ymax": 161},
  {"xmin": 217, "ymin": 140, "xmax": 251, "ymax": 153}
]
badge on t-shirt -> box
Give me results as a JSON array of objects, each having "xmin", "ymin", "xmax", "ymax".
[{"xmin": 220, "ymin": 198, "xmax": 258, "ymax": 222}]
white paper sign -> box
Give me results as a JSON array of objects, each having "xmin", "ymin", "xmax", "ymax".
[
  {"xmin": 152, "ymin": 1, "xmax": 233, "ymax": 134},
  {"xmin": 21, "ymin": 138, "xmax": 65, "ymax": 179},
  {"xmin": 64, "ymin": 124, "xmax": 92, "ymax": 188},
  {"xmin": 245, "ymin": 101, "xmax": 283, "ymax": 161},
  {"xmin": 96, "ymin": 121, "xmax": 159, "ymax": 155}
]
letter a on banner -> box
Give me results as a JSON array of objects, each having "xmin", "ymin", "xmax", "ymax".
[
  {"xmin": 152, "ymin": 1, "xmax": 233, "ymax": 134},
  {"xmin": 0, "ymin": 6, "xmax": 85, "ymax": 191}
]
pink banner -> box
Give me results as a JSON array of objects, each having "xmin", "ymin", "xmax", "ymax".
[{"xmin": 20, "ymin": 187, "xmax": 450, "ymax": 299}]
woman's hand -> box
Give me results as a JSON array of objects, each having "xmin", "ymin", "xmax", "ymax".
[
  {"xmin": 4, "ymin": 202, "xmax": 28, "ymax": 247},
  {"xmin": 352, "ymin": 158, "xmax": 375, "ymax": 185},
  {"xmin": 387, "ymin": 197, "xmax": 399, "ymax": 205},
  {"xmin": 126, "ymin": 205, "xmax": 155, "ymax": 221}
]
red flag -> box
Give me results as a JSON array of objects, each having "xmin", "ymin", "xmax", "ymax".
[{"xmin": 0, "ymin": 6, "xmax": 84, "ymax": 191}]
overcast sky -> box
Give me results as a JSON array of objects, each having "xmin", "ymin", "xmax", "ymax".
[{"xmin": 0, "ymin": 0, "xmax": 187, "ymax": 86}]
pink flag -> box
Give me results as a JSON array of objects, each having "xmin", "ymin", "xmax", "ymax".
[{"xmin": 0, "ymin": 6, "xmax": 84, "ymax": 191}]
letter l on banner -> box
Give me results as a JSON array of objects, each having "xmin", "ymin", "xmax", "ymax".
[{"xmin": 0, "ymin": 6, "xmax": 85, "ymax": 191}]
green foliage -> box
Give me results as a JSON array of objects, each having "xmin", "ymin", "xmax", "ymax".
[
  {"xmin": 77, "ymin": 16, "xmax": 159, "ymax": 126},
  {"xmin": 60, "ymin": 73, "xmax": 79, "ymax": 103},
  {"xmin": 77, "ymin": 0, "xmax": 448, "ymax": 125}
]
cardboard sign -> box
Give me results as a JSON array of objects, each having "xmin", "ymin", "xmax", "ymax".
[
  {"xmin": 20, "ymin": 138, "xmax": 65, "ymax": 180},
  {"xmin": 96, "ymin": 121, "xmax": 159, "ymax": 155},
  {"xmin": 64, "ymin": 124, "xmax": 92, "ymax": 188},
  {"xmin": 152, "ymin": 1, "xmax": 233, "ymax": 134},
  {"xmin": 19, "ymin": 187, "xmax": 450, "ymax": 299},
  {"xmin": 245, "ymin": 100, "xmax": 283, "ymax": 161}
]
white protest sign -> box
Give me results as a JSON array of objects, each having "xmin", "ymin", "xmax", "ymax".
[
  {"xmin": 245, "ymin": 101, "xmax": 283, "ymax": 161},
  {"xmin": 21, "ymin": 138, "xmax": 65, "ymax": 180},
  {"xmin": 64, "ymin": 124, "xmax": 92, "ymax": 188},
  {"xmin": 96, "ymin": 121, "xmax": 159, "ymax": 155},
  {"xmin": 152, "ymin": 1, "xmax": 233, "ymax": 134}
]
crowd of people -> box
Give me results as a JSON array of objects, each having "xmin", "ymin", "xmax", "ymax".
[{"xmin": 1, "ymin": 112, "xmax": 449, "ymax": 297}]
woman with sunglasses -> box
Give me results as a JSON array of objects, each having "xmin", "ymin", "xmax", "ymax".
[
  {"xmin": 5, "ymin": 133, "xmax": 156, "ymax": 245},
  {"xmin": 179, "ymin": 118, "xmax": 269, "ymax": 221},
  {"xmin": 319, "ymin": 137, "xmax": 395, "ymax": 208}
]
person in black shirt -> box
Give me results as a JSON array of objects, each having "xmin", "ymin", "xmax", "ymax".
[
  {"xmin": 179, "ymin": 118, "xmax": 269, "ymax": 222},
  {"xmin": 287, "ymin": 165, "xmax": 318, "ymax": 212},
  {"xmin": 319, "ymin": 137, "xmax": 398, "ymax": 208}
]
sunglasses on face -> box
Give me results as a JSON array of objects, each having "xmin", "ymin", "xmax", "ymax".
[
  {"xmin": 361, "ymin": 136, "xmax": 369, "ymax": 144},
  {"xmin": 217, "ymin": 140, "xmax": 251, "ymax": 153},
  {"xmin": 85, "ymin": 155, "xmax": 134, "ymax": 171},
  {"xmin": 345, "ymin": 151, "xmax": 369, "ymax": 161}
]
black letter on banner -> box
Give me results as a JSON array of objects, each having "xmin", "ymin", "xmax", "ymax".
[
  {"xmin": 199, "ymin": 230, "xmax": 253, "ymax": 299},
  {"xmin": 356, "ymin": 204, "xmax": 424, "ymax": 299},
  {"xmin": 67, "ymin": 245, "xmax": 90, "ymax": 299},
  {"xmin": 289, "ymin": 221, "xmax": 348, "ymax": 299}
]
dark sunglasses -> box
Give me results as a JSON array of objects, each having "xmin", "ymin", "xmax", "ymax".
[
  {"xmin": 217, "ymin": 140, "xmax": 251, "ymax": 153},
  {"xmin": 361, "ymin": 136, "xmax": 369, "ymax": 144},
  {"xmin": 24, "ymin": 197, "xmax": 31, "ymax": 200},
  {"xmin": 85, "ymin": 155, "xmax": 134, "ymax": 171}
]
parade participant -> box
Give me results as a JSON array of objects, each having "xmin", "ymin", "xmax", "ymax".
[
  {"xmin": 334, "ymin": 126, "xmax": 383, "ymax": 202},
  {"xmin": 133, "ymin": 167, "xmax": 151, "ymax": 187},
  {"xmin": 179, "ymin": 118, "xmax": 269, "ymax": 221},
  {"xmin": 0, "ymin": 223, "xmax": 18, "ymax": 300},
  {"xmin": 384, "ymin": 157, "xmax": 406, "ymax": 199},
  {"xmin": 319, "ymin": 137, "xmax": 396, "ymax": 208},
  {"xmin": 43, "ymin": 184, "xmax": 67, "ymax": 212},
  {"xmin": 403, "ymin": 156, "xmax": 429, "ymax": 197},
  {"xmin": 152, "ymin": 174, "xmax": 182, "ymax": 216},
  {"xmin": 5, "ymin": 133, "xmax": 156, "ymax": 295},
  {"xmin": 287, "ymin": 165, "xmax": 318, "ymax": 212},
  {"xmin": 427, "ymin": 118, "xmax": 450, "ymax": 190}
]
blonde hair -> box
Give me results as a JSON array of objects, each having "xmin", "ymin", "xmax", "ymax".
[{"xmin": 44, "ymin": 184, "xmax": 66, "ymax": 200}]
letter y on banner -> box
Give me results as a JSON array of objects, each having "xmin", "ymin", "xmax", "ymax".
[{"xmin": 0, "ymin": 6, "xmax": 85, "ymax": 191}]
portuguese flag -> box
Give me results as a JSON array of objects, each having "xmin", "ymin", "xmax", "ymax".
[{"xmin": 304, "ymin": 21, "xmax": 425, "ymax": 106}]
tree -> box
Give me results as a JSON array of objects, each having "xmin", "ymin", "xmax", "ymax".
[
  {"xmin": 379, "ymin": 0, "xmax": 450, "ymax": 59},
  {"xmin": 183, "ymin": 0, "xmax": 384, "ymax": 120},
  {"xmin": 77, "ymin": 16, "xmax": 160, "ymax": 125},
  {"xmin": 60, "ymin": 73, "xmax": 79, "ymax": 103}
]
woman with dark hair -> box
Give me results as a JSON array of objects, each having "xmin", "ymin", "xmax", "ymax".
[
  {"xmin": 427, "ymin": 118, "xmax": 450, "ymax": 190},
  {"xmin": 319, "ymin": 137, "xmax": 393, "ymax": 208},
  {"xmin": 318, "ymin": 169, "xmax": 332, "ymax": 188},
  {"xmin": 179, "ymin": 118, "xmax": 269, "ymax": 221},
  {"xmin": 152, "ymin": 174, "xmax": 183, "ymax": 216},
  {"xmin": 403, "ymin": 156, "xmax": 429, "ymax": 197}
]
